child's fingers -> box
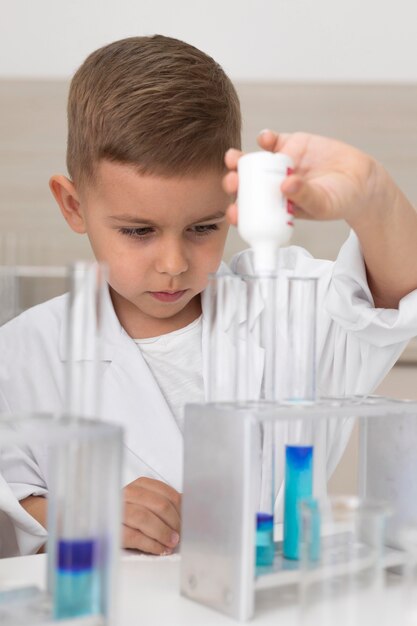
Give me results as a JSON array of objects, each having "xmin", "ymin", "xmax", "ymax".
[
  {"xmin": 124, "ymin": 503, "xmax": 180, "ymax": 549},
  {"xmin": 124, "ymin": 485, "xmax": 181, "ymax": 533},
  {"xmin": 224, "ymin": 148, "xmax": 243, "ymax": 171},
  {"xmin": 130, "ymin": 477, "xmax": 182, "ymax": 515},
  {"xmin": 257, "ymin": 129, "xmax": 290, "ymax": 153},
  {"xmin": 223, "ymin": 171, "xmax": 238, "ymax": 194},
  {"xmin": 122, "ymin": 524, "xmax": 173, "ymax": 555}
]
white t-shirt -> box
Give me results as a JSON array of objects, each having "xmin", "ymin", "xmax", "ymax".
[{"xmin": 134, "ymin": 316, "xmax": 204, "ymax": 431}]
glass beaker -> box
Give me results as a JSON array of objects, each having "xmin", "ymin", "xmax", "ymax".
[{"xmin": 299, "ymin": 496, "xmax": 390, "ymax": 626}]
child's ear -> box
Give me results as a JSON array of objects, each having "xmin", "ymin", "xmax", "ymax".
[{"xmin": 49, "ymin": 175, "xmax": 86, "ymax": 234}]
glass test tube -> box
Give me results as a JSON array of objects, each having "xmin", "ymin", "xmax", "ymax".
[
  {"xmin": 243, "ymin": 274, "xmax": 281, "ymax": 402},
  {"xmin": 244, "ymin": 274, "xmax": 281, "ymax": 567},
  {"xmin": 205, "ymin": 273, "xmax": 244, "ymax": 402},
  {"xmin": 283, "ymin": 277, "xmax": 318, "ymax": 560},
  {"xmin": 255, "ymin": 419, "xmax": 275, "ymax": 568},
  {"xmin": 206, "ymin": 272, "xmax": 281, "ymax": 567},
  {"xmin": 49, "ymin": 261, "xmax": 112, "ymax": 621},
  {"xmin": 47, "ymin": 422, "xmax": 122, "ymax": 624},
  {"xmin": 205, "ymin": 272, "xmax": 284, "ymax": 402},
  {"xmin": 283, "ymin": 440, "xmax": 314, "ymax": 560},
  {"xmin": 285, "ymin": 277, "xmax": 318, "ymax": 403},
  {"xmin": 66, "ymin": 262, "xmax": 107, "ymax": 418}
]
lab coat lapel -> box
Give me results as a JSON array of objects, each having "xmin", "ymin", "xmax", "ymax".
[{"xmin": 101, "ymin": 336, "xmax": 184, "ymax": 490}]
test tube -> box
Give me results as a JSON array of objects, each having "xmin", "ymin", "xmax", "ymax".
[
  {"xmin": 66, "ymin": 262, "xmax": 107, "ymax": 418},
  {"xmin": 255, "ymin": 419, "xmax": 275, "ymax": 568},
  {"xmin": 284, "ymin": 277, "xmax": 318, "ymax": 403},
  {"xmin": 244, "ymin": 275, "xmax": 281, "ymax": 566},
  {"xmin": 48, "ymin": 261, "xmax": 113, "ymax": 621},
  {"xmin": 243, "ymin": 274, "xmax": 282, "ymax": 402},
  {"xmin": 47, "ymin": 421, "xmax": 122, "ymax": 623},
  {"xmin": 205, "ymin": 273, "xmax": 244, "ymax": 402},
  {"xmin": 283, "ymin": 277, "xmax": 318, "ymax": 559},
  {"xmin": 205, "ymin": 272, "xmax": 280, "ymax": 567},
  {"xmin": 283, "ymin": 441, "xmax": 314, "ymax": 560}
]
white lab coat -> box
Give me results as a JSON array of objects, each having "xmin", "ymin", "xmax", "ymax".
[{"xmin": 1, "ymin": 232, "xmax": 417, "ymax": 556}]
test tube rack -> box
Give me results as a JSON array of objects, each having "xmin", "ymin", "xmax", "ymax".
[{"xmin": 180, "ymin": 396, "xmax": 417, "ymax": 621}]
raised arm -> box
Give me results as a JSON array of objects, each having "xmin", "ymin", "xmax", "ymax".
[{"xmin": 224, "ymin": 130, "xmax": 417, "ymax": 309}]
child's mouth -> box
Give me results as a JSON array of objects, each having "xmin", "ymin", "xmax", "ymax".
[{"xmin": 149, "ymin": 290, "xmax": 188, "ymax": 303}]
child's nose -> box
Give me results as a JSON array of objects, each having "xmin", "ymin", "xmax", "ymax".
[{"xmin": 155, "ymin": 238, "xmax": 188, "ymax": 277}]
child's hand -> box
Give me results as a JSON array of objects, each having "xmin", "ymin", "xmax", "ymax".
[
  {"xmin": 122, "ymin": 477, "xmax": 181, "ymax": 555},
  {"xmin": 224, "ymin": 129, "xmax": 417, "ymax": 308},
  {"xmin": 223, "ymin": 129, "xmax": 392, "ymax": 230}
]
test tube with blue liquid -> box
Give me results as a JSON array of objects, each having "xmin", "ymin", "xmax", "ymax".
[
  {"xmin": 256, "ymin": 419, "xmax": 275, "ymax": 567},
  {"xmin": 244, "ymin": 275, "xmax": 280, "ymax": 568},
  {"xmin": 47, "ymin": 263, "xmax": 121, "ymax": 623},
  {"xmin": 206, "ymin": 272, "xmax": 281, "ymax": 568},
  {"xmin": 48, "ymin": 422, "xmax": 122, "ymax": 623},
  {"xmin": 283, "ymin": 277, "xmax": 318, "ymax": 560}
]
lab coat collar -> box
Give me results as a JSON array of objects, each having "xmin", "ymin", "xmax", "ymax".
[{"xmin": 100, "ymin": 327, "xmax": 184, "ymax": 489}]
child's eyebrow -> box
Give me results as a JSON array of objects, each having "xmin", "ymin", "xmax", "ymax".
[
  {"xmin": 107, "ymin": 215, "xmax": 158, "ymax": 226},
  {"xmin": 190, "ymin": 211, "xmax": 226, "ymax": 224},
  {"xmin": 107, "ymin": 211, "xmax": 226, "ymax": 226}
]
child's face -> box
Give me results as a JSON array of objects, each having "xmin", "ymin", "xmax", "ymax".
[{"xmin": 68, "ymin": 161, "xmax": 229, "ymax": 338}]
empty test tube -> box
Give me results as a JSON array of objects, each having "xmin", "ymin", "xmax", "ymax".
[
  {"xmin": 285, "ymin": 277, "xmax": 318, "ymax": 403},
  {"xmin": 205, "ymin": 273, "xmax": 244, "ymax": 402},
  {"xmin": 66, "ymin": 262, "xmax": 107, "ymax": 418}
]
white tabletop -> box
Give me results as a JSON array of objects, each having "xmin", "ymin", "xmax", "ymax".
[
  {"xmin": 0, "ymin": 551, "xmax": 407, "ymax": 625},
  {"xmin": 0, "ymin": 551, "xmax": 298, "ymax": 625}
]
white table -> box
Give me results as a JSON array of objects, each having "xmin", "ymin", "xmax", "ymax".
[
  {"xmin": 0, "ymin": 552, "xmax": 298, "ymax": 625},
  {"xmin": 0, "ymin": 552, "xmax": 406, "ymax": 625}
]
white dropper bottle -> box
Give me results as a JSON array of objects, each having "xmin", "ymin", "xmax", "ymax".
[{"xmin": 237, "ymin": 151, "xmax": 294, "ymax": 273}]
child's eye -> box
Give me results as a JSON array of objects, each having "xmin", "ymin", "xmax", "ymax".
[
  {"xmin": 119, "ymin": 227, "xmax": 154, "ymax": 239},
  {"xmin": 190, "ymin": 224, "xmax": 219, "ymax": 236}
]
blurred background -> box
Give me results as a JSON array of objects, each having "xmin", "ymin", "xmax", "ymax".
[{"xmin": 1, "ymin": 0, "xmax": 417, "ymax": 488}]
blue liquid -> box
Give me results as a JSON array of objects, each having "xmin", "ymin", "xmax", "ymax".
[
  {"xmin": 283, "ymin": 445, "xmax": 313, "ymax": 560},
  {"xmin": 256, "ymin": 512, "xmax": 274, "ymax": 566},
  {"xmin": 54, "ymin": 539, "xmax": 100, "ymax": 620}
]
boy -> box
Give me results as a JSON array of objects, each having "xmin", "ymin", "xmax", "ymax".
[{"xmin": 1, "ymin": 35, "xmax": 417, "ymax": 557}]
